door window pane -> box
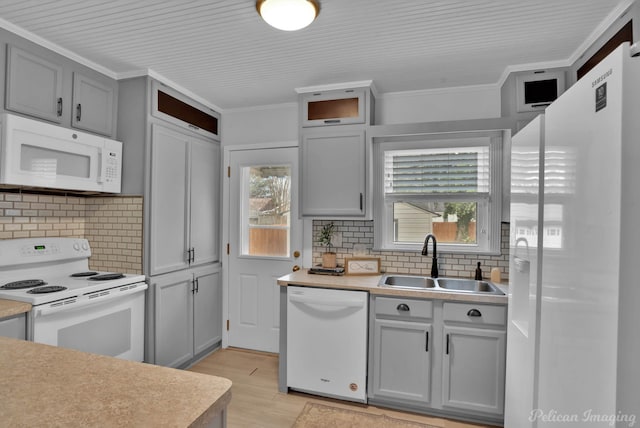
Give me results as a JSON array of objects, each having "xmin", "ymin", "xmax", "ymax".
[{"xmin": 241, "ymin": 165, "xmax": 291, "ymax": 257}]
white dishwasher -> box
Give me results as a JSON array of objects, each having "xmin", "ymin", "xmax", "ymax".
[{"xmin": 287, "ymin": 286, "xmax": 368, "ymax": 403}]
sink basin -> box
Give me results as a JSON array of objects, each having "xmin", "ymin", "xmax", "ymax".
[
  {"xmin": 379, "ymin": 275, "xmax": 504, "ymax": 295},
  {"xmin": 437, "ymin": 278, "xmax": 504, "ymax": 295},
  {"xmin": 380, "ymin": 275, "xmax": 436, "ymax": 289}
]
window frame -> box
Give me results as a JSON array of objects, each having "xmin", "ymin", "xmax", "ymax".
[{"xmin": 373, "ymin": 131, "xmax": 503, "ymax": 254}]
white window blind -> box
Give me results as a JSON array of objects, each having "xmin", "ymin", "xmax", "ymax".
[{"xmin": 384, "ymin": 146, "xmax": 490, "ymax": 195}]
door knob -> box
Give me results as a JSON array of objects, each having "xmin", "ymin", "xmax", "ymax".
[
  {"xmin": 292, "ymin": 265, "xmax": 301, "ymax": 272},
  {"xmin": 293, "ymin": 250, "xmax": 301, "ymax": 258}
]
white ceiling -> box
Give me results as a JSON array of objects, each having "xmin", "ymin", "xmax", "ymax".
[{"xmin": 0, "ymin": 0, "xmax": 631, "ymax": 111}]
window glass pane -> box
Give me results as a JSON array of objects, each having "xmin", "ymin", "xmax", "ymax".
[
  {"xmin": 393, "ymin": 201, "xmax": 477, "ymax": 245},
  {"xmin": 384, "ymin": 146, "xmax": 489, "ymax": 194},
  {"xmin": 242, "ymin": 165, "xmax": 291, "ymax": 257}
]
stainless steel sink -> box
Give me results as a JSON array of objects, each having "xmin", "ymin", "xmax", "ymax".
[
  {"xmin": 380, "ymin": 275, "xmax": 436, "ymax": 289},
  {"xmin": 436, "ymin": 278, "xmax": 503, "ymax": 294},
  {"xmin": 379, "ymin": 275, "xmax": 504, "ymax": 295}
]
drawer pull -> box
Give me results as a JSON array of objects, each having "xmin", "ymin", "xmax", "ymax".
[
  {"xmin": 396, "ymin": 303, "xmax": 410, "ymax": 312},
  {"xmin": 425, "ymin": 331, "xmax": 429, "ymax": 352},
  {"xmin": 467, "ymin": 308, "xmax": 482, "ymax": 317}
]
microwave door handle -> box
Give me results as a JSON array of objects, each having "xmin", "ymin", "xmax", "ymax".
[{"xmin": 97, "ymin": 148, "xmax": 105, "ymax": 183}]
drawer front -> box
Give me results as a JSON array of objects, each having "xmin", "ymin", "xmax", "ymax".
[
  {"xmin": 375, "ymin": 297, "xmax": 433, "ymax": 319},
  {"xmin": 443, "ymin": 302, "xmax": 506, "ymax": 326}
]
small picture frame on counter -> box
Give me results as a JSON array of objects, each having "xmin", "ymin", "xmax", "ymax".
[{"xmin": 345, "ymin": 257, "xmax": 381, "ymax": 275}]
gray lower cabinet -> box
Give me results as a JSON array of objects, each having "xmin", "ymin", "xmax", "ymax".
[
  {"xmin": 152, "ymin": 264, "xmax": 222, "ymax": 368},
  {"xmin": 0, "ymin": 313, "xmax": 26, "ymax": 340},
  {"xmin": 441, "ymin": 302, "xmax": 506, "ymax": 416},
  {"xmin": 369, "ymin": 296, "xmax": 506, "ymax": 425},
  {"xmin": 371, "ymin": 318, "xmax": 432, "ymax": 405},
  {"xmin": 442, "ymin": 325, "xmax": 506, "ymax": 415}
]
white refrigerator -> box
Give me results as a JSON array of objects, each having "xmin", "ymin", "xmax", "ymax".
[{"xmin": 505, "ymin": 42, "xmax": 640, "ymax": 427}]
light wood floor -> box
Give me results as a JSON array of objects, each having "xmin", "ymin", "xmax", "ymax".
[{"xmin": 188, "ymin": 347, "xmax": 498, "ymax": 428}]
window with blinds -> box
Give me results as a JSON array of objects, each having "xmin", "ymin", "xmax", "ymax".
[
  {"xmin": 384, "ymin": 147, "xmax": 490, "ymax": 195},
  {"xmin": 373, "ymin": 133, "xmax": 503, "ymax": 254}
]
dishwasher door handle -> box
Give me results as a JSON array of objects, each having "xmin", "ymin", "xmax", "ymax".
[{"xmin": 289, "ymin": 294, "xmax": 365, "ymax": 309}]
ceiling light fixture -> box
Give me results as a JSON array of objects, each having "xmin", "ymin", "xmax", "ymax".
[{"xmin": 256, "ymin": 0, "xmax": 319, "ymax": 31}]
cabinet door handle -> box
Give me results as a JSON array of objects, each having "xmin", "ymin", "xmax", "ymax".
[
  {"xmin": 396, "ymin": 303, "xmax": 410, "ymax": 312},
  {"xmin": 467, "ymin": 308, "xmax": 482, "ymax": 317},
  {"xmin": 359, "ymin": 193, "xmax": 363, "ymax": 211},
  {"xmin": 195, "ymin": 278, "xmax": 199, "ymax": 294},
  {"xmin": 57, "ymin": 98, "xmax": 63, "ymax": 117},
  {"xmin": 76, "ymin": 103, "xmax": 82, "ymax": 122},
  {"xmin": 425, "ymin": 331, "xmax": 429, "ymax": 352},
  {"xmin": 191, "ymin": 247, "xmax": 196, "ymax": 263},
  {"xmin": 191, "ymin": 279, "xmax": 196, "ymax": 294},
  {"xmin": 446, "ymin": 333, "xmax": 450, "ymax": 355},
  {"xmin": 186, "ymin": 248, "xmax": 192, "ymax": 263}
]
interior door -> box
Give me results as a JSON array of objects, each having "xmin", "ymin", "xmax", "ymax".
[{"xmin": 227, "ymin": 147, "xmax": 302, "ymax": 352}]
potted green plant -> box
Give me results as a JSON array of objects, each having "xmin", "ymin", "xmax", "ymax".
[{"xmin": 317, "ymin": 222, "xmax": 337, "ymax": 268}]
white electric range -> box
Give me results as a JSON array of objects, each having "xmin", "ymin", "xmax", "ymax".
[{"xmin": 0, "ymin": 237, "xmax": 147, "ymax": 361}]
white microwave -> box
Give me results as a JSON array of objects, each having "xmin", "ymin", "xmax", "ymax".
[{"xmin": 0, "ymin": 113, "xmax": 122, "ymax": 193}]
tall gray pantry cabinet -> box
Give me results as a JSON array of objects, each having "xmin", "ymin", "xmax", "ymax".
[{"xmin": 118, "ymin": 77, "xmax": 222, "ymax": 368}]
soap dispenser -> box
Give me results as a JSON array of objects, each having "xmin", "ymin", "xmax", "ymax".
[{"xmin": 475, "ymin": 262, "xmax": 483, "ymax": 280}]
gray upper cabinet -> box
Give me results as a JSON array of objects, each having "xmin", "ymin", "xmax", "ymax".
[
  {"xmin": 5, "ymin": 44, "xmax": 63, "ymax": 123},
  {"xmin": 149, "ymin": 123, "xmax": 220, "ymax": 276},
  {"xmin": 151, "ymin": 81, "xmax": 220, "ymax": 141},
  {"xmin": 4, "ymin": 43, "xmax": 118, "ymax": 137},
  {"xmin": 300, "ymin": 128, "xmax": 366, "ymax": 216},
  {"xmin": 301, "ymin": 88, "xmax": 370, "ymax": 127},
  {"xmin": 71, "ymin": 72, "xmax": 115, "ymax": 136},
  {"xmin": 298, "ymin": 86, "xmax": 373, "ymax": 218}
]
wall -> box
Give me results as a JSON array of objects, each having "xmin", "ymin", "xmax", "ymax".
[
  {"xmin": 312, "ymin": 220, "xmax": 510, "ymax": 282},
  {"xmin": 0, "ymin": 191, "xmax": 143, "ymax": 274},
  {"xmin": 376, "ymin": 84, "xmax": 501, "ymax": 124},
  {"xmin": 221, "ymin": 102, "xmax": 298, "ymax": 147}
]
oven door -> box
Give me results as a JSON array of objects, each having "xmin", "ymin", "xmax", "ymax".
[{"xmin": 29, "ymin": 282, "xmax": 147, "ymax": 362}]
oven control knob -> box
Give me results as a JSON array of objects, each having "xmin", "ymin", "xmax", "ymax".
[
  {"xmin": 73, "ymin": 243, "xmax": 80, "ymax": 251},
  {"xmin": 82, "ymin": 242, "xmax": 89, "ymax": 251}
]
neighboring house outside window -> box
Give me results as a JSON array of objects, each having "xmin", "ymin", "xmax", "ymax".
[{"xmin": 373, "ymin": 131, "xmax": 503, "ymax": 254}]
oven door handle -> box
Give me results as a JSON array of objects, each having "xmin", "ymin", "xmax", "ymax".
[{"xmin": 34, "ymin": 283, "xmax": 148, "ymax": 317}]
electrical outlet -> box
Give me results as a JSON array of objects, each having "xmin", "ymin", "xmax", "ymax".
[{"xmin": 333, "ymin": 231, "xmax": 343, "ymax": 248}]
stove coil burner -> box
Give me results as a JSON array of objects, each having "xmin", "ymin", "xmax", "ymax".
[
  {"xmin": 1, "ymin": 279, "xmax": 47, "ymax": 290},
  {"xmin": 27, "ymin": 286, "xmax": 67, "ymax": 294},
  {"xmin": 71, "ymin": 271, "xmax": 98, "ymax": 277},
  {"xmin": 89, "ymin": 273, "xmax": 125, "ymax": 281}
]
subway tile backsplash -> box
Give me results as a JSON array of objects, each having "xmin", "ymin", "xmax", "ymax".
[
  {"xmin": 312, "ymin": 220, "xmax": 510, "ymax": 282},
  {"xmin": 0, "ymin": 192, "xmax": 143, "ymax": 274}
]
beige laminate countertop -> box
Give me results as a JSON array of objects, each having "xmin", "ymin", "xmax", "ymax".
[
  {"xmin": 0, "ymin": 298, "xmax": 31, "ymax": 318},
  {"xmin": 277, "ymin": 270, "xmax": 508, "ymax": 304},
  {"xmin": 0, "ymin": 337, "xmax": 232, "ymax": 428}
]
